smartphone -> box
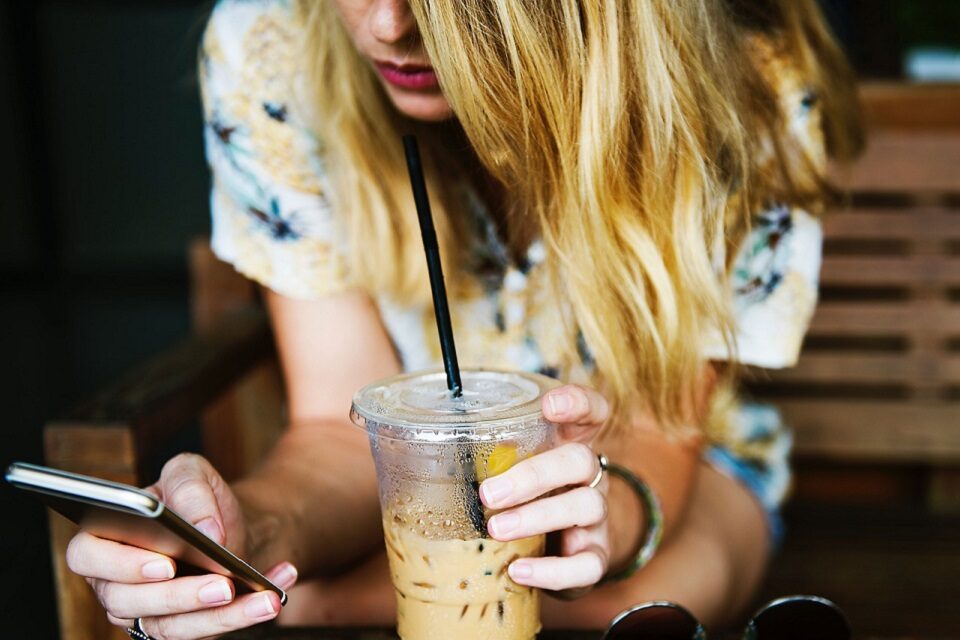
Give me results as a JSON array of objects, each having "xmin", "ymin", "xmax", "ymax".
[{"xmin": 5, "ymin": 461, "xmax": 286, "ymax": 605}]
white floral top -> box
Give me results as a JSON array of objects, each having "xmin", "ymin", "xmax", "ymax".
[{"xmin": 200, "ymin": 0, "xmax": 825, "ymax": 539}]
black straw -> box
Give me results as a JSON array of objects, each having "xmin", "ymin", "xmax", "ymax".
[
  {"xmin": 403, "ymin": 136, "xmax": 485, "ymax": 535},
  {"xmin": 403, "ymin": 134, "xmax": 463, "ymax": 397}
]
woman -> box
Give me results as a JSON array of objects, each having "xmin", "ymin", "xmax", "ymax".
[{"xmin": 66, "ymin": 0, "xmax": 862, "ymax": 637}]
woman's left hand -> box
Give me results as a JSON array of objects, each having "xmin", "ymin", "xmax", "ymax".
[{"xmin": 479, "ymin": 384, "xmax": 611, "ymax": 593}]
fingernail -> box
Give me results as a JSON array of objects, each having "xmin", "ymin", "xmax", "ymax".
[
  {"xmin": 198, "ymin": 580, "xmax": 233, "ymax": 604},
  {"xmin": 489, "ymin": 511, "xmax": 521, "ymax": 537},
  {"xmin": 141, "ymin": 559, "xmax": 175, "ymax": 580},
  {"xmin": 547, "ymin": 392, "xmax": 572, "ymax": 416},
  {"xmin": 195, "ymin": 517, "xmax": 223, "ymax": 544},
  {"xmin": 480, "ymin": 476, "xmax": 513, "ymax": 506},
  {"xmin": 509, "ymin": 561, "xmax": 533, "ymax": 580},
  {"xmin": 245, "ymin": 592, "xmax": 278, "ymax": 619},
  {"xmin": 273, "ymin": 563, "xmax": 298, "ymax": 590}
]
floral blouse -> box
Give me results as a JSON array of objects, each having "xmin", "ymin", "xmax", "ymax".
[{"xmin": 200, "ymin": 0, "xmax": 825, "ymax": 540}]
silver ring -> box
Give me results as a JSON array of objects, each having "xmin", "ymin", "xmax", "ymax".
[
  {"xmin": 587, "ymin": 453, "xmax": 608, "ymax": 489},
  {"xmin": 126, "ymin": 618, "xmax": 155, "ymax": 640}
]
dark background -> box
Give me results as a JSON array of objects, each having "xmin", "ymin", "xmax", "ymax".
[
  {"xmin": 0, "ymin": 1, "xmax": 212, "ymax": 636},
  {"xmin": 0, "ymin": 1, "xmax": 958, "ymax": 637}
]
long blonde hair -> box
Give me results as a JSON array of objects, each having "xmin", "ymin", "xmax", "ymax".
[{"xmin": 296, "ymin": 0, "xmax": 861, "ymax": 429}]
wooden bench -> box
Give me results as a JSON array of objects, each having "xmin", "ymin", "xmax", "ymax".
[
  {"xmin": 746, "ymin": 83, "xmax": 960, "ymax": 636},
  {"xmin": 751, "ymin": 83, "xmax": 960, "ymax": 509},
  {"xmin": 43, "ymin": 83, "xmax": 960, "ymax": 640}
]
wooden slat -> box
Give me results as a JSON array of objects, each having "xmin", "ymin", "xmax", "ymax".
[
  {"xmin": 820, "ymin": 256, "xmax": 960, "ymax": 287},
  {"xmin": 791, "ymin": 463, "xmax": 925, "ymax": 504},
  {"xmin": 189, "ymin": 237, "xmax": 260, "ymax": 331},
  {"xmin": 44, "ymin": 425, "xmax": 136, "ymax": 481},
  {"xmin": 201, "ymin": 363, "xmax": 285, "ymax": 483},
  {"xmin": 764, "ymin": 353, "xmax": 960, "ymax": 385},
  {"xmin": 860, "ymin": 82, "xmax": 960, "ymax": 130},
  {"xmin": 833, "ymin": 131, "xmax": 960, "ymax": 193},
  {"xmin": 822, "ymin": 209, "xmax": 960, "ymax": 240},
  {"xmin": 777, "ymin": 400, "xmax": 960, "ymax": 462},
  {"xmin": 808, "ymin": 303, "xmax": 960, "ymax": 336},
  {"xmin": 189, "ymin": 240, "xmax": 285, "ymax": 483}
]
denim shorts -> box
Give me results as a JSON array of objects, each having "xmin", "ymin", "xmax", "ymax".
[{"xmin": 703, "ymin": 402, "xmax": 792, "ymax": 548}]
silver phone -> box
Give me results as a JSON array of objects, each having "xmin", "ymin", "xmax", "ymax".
[{"xmin": 6, "ymin": 462, "xmax": 286, "ymax": 605}]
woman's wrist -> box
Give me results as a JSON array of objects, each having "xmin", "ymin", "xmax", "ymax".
[
  {"xmin": 232, "ymin": 478, "xmax": 297, "ymax": 571},
  {"xmin": 601, "ymin": 462, "xmax": 664, "ymax": 582},
  {"xmin": 605, "ymin": 461, "xmax": 648, "ymax": 573}
]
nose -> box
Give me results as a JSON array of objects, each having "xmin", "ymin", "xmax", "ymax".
[{"xmin": 369, "ymin": 0, "xmax": 417, "ymax": 45}]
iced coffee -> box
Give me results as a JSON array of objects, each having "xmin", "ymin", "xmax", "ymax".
[{"xmin": 351, "ymin": 370, "xmax": 558, "ymax": 640}]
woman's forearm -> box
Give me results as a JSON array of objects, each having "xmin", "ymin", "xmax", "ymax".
[
  {"xmin": 232, "ymin": 419, "xmax": 383, "ymax": 577},
  {"xmin": 276, "ymin": 460, "xmax": 770, "ymax": 629},
  {"xmin": 243, "ymin": 289, "xmax": 400, "ymax": 576}
]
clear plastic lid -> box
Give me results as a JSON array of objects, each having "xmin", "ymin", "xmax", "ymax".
[{"xmin": 350, "ymin": 369, "xmax": 559, "ymax": 442}]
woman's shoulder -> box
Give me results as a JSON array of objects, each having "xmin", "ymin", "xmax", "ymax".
[
  {"xmin": 203, "ymin": 0, "xmax": 304, "ymax": 77},
  {"xmin": 205, "ymin": 0, "xmax": 300, "ymax": 47},
  {"xmin": 202, "ymin": 0, "xmax": 310, "ymax": 115},
  {"xmin": 201, "ymin": 1, "xmax": 347, "ymax": 300},
  {"xmin": 201, "ymin": 0, "xmax": 323, "ymax": 195}
]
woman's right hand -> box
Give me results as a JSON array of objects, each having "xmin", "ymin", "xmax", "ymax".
[{"xmin": 65, "ymin": 453, "xmax": 298, "ymax": 639}]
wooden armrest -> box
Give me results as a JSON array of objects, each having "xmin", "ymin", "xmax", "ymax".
[
  {"xmin": 44, "ymin": 308, "xmax": 274, "ymax": 481},
  {"xmin": 42, "ymin": 307, "xmax": 276, "ymax": 640}
]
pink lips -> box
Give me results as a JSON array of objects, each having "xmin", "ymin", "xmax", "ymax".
[{"xmin": 374, "ymin": 61, "xmax": 439, "ymax": 90}]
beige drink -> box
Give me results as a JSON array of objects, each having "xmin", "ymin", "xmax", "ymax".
[
  {"xmin": 384, "ymin": 510, "xmax": 543, "ymax": 640},
  {"xmin": 352, "ymin": 370, "xmax": 558, "ymax": 640}
]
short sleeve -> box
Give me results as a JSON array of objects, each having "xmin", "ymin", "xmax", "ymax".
[
  {"xmin": 200, "ymin": 0, "xmax": 351, "ymax": 299},
  {"xmin": 703, "ymin": 205, "xmax": 823, "ymax": 369},
  {"xmin": 702, "ymin": 36, "xmax": 826, "ymax": 369}
]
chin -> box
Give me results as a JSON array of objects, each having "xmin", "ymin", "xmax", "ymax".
[{"xmin": 388, "ymin": 89, "xmax": 455, "ymax": 122}]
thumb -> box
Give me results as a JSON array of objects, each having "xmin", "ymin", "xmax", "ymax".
[
  {"xmin": 153, "ymin": 453, "xmax": 226, "ymax": 545},
  {"xmin": 542, "ymin": 385, "xmax": 610, "ymax": 443}
]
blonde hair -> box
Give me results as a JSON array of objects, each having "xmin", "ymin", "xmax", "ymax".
[{"xmin": 296, "ymin": 0, "xmax": 861, "ymax": 430}]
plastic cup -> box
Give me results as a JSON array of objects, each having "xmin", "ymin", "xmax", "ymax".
[{"xmin": 351, "ymin": 369, "xmax": 559, "ymax": 640}]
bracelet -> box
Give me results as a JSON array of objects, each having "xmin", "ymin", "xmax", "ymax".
[{"xmin": 600, "ymin": 461, "xmax": 664, "ymax": 584}]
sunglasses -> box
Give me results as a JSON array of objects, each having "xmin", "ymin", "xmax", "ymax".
[{"xmin": 602, "ymin": 595, "xmax": 850, "ymax": 640}]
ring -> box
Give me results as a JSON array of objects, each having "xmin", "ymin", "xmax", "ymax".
[
  {"xmin": 126, "ymin": 618, "xmax": 155, "ymax": 640},
  {"xmin": 587, "ymin": 453, "xmax": 608, "ymax": 489},
  {"xmin": 551, "ymin": 453, "xmax": 610, "ymax": 602}
]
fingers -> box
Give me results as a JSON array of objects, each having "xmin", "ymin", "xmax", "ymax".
[
  {"xmin": 265, "ymin": 561, "xmax": 299, "ymax": 591},
  {"xmin": 542, "ymin": 384, "xmax": 610, "ymax": 428},
  {"xmin": 134, "ymin": 591, "xmax": 282, "ymax": 640},
  {"xmin": 97, "ymin": 561, "xmax": 298, "ymax": 636},
  {"xmin": 89, "ymin": 574, "xmax": 235, "ymax": 619},
  {"xmin": 155, "ymin": 453, "xmax": 225, "ymax": 544},
  {"xmin": 508, "ymin": 546, "xmax": 608, "ymax": 591},
  {"xmin": 487, "ymin": 487, "xmax": 606, "ymax": 540},
  {"xmin": 480, "ymin": 442, "xmax": 601, "ymax": 509},
  {"xmin": 67, "ymin": 531, "xmax": 176, "ymax": 583}
]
